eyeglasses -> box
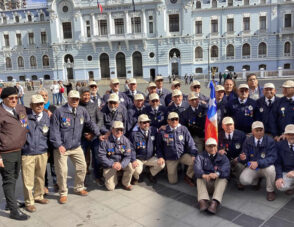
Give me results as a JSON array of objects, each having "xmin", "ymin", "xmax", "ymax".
[
  {"xmin": 240, "ymin": 89, "xmax": 249, "ymax": 93},
  {"xmin": 156, "ymin": 80, "xmax": 163, "ymax": 82},
  {"xmin": 140, "ymin": 121, "xmax": 150, "ymax": 125},
  {"xmin": 8, "ymin": 96, "xmax": 18, "ymax": 100},
  {"xmin": 90, "ymin": 85, "xmax": 97, "ymax": 88},
  {"xmin": 109, "ymin": 101, "xmax": 117, "ymax": 105},
  {"xmin": 151, "ymin": 100, "xmax": 159, "ymax": 103},
  {"xmin": 174, "ymin": 84, "xmax": 181, "ymax": 87},
  {"xmin": 115, "ymin": 128, "xmax": 124, "ymax": 132},
  {"xmin": 193, "ymin": 86, "xmax": 201, "ymax": 89},
  {"xmin": 170, "ymin": 118, "xmax": 179, "ymax": 121}
]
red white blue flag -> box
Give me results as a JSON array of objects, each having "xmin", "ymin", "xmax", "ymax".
[
  {"xmin": 205, "ymin": 81, "xmax": 218, "ymax": 142},
  {"xmin": 97, "ymin": 0, "xmax": 103, "ymax": 13}
]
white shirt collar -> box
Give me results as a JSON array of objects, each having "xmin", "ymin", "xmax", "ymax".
[
  {"xmin": 225, "ymin": 132, "xmax": 234, "ymax": 140},
  {"xmin": 254, "ymin": 137, "xmax": 263, "ymax": 146},
  {"xmin": 265, "ymin": 96, "xmax": 275, "ymax": 104},
  {"xmin": 152, "ymin": 106, "xmax": 159, "ymax": 111},
  {"xmin": 2, "ymin": 103, "xmax": 15, "ymax": 116},
  {"xmin": 32, "ymin": 111, "xmax": 43, "ymax": 122},
  {"xmin": 238, "ymin": 98, "xmax": 247, "ymax": 104}
]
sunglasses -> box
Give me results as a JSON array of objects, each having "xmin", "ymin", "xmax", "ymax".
[
  {"xmin": 109, "ymin": 101, "xmax": 117, "ymax": 105},
  {"xmin": 140, "ymin": 121, "xmax": 150, "ymax": 125},
  {"xmin": 8, "ymin": 96, "xmax": 18, "ymax": 100},
  {"xmin": 174, "ymin": 84, "xmax": 181, "ymax": 87},
  {"xmin": 193, "ymin": 86, "xmax": 201, "ymax": 89},
  {"xmin": 90, "ymin": 85, "xmax": 97, "ymax": 88},
  {"xmin": 151, "ymin": 100, "xmax": 159, "ymax": 103},
  {"xmin": 170, "ymin": 118, "xmax": 179, "ymax": 121},
  {"xmin": 240, "ymin": 89, "xmax": 249, "ymax": 93},
  {"xmin": 115, "ymin": 128, "xmax": 124, "ymax": 132}
]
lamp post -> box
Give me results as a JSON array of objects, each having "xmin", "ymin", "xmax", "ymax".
[{"xmin": 206, "ymin": 34, "xmax": 211, "ymax": 82}]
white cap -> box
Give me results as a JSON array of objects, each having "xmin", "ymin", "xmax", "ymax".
[
  {"xmin": 188, "ymin": 92, "xmax": 199, "ymax": 100},
  {"xmin": 148, "ymin": 82, "xmax": 156, "ymax": 88},
  {"xmin": 108, "ymin": 93, "xmax": 119, "ymax": 103},
  {"xmin": 89, "ymin": 81, "xmax": 97, "ymax": 86},
  {"xmin": 134, "ymin": 93, "xmax": 144, "ymax": 101},
  {"xmin": 252, "ymin": 121, "xmax": 264, "ymax": 130},
  {"xmin": 282, "ymin": 80, "xmax": 294, "ymax": 88},
  {"xmin": 111, "ymin": 78, "xmax": 120, "ymax": 84},
  {"xmin": 284, "ymin": 124, "xmax": 294, "ymax": 134},
  {"xmin": 168, "ymin": 112, "xmax": 179, "ymax": 120},
  {"xmin": 129, "ymin": 78, "xmax": 137, "ymax": 84},
  {"xmin": 68, "ymin": 90, "xmax": 80, "ymax": 99},
  {"xmin": 222, "ymin": 117, "xmax": 234, "ymax": 125},
  {"xmin": 191, "ymin": 80, "xmax": 201, "ymax": 87},
  {"xmin": 238, "ymin": 84, "xmax": 249, "ymax": 90},
  {"xmin": 172, "ymin": 80, "xmax": 181, "ymax": 86},
  {"xmin": 263, "ymin": 83, "xmax": 275, "ymax": 89},
  {"xmin": 215, "ymin": 85, "xmax": 225, "ymax": 92},
  {"xmin": 138, "ymin": 114, "xmax": 150, "ymax": 122},
  {"xmin": 112, "ymin": 121, "xmax": 124, "ymax": 129},
  {"xmin": 172, "ymin": 89, "xmax": 182, "ymax": 97},
  {"xmin": 149, "ymin": 93, "xmax": 159, "ymax": 101},
  {"xmin": 205, "ymin": 138, "xmax": 217, "ymax": 146},
  {"xmin": 155, "ymin": 75, "xmax": 164, "ymax": 81},
  {"xmin": 31, "ymin": 94, "xmax": 45, "ymax": 104}
]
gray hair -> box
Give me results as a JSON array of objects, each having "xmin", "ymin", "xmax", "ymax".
[{"xmin": 36, "ymin": 87, "xmax": 48, "ymax": 95}]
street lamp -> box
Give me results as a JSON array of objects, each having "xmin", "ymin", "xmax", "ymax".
[{"xmin": 206, "ymin": 34, "xmax": 211, "ymax": 82}]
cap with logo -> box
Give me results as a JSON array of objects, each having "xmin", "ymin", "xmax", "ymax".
[
  {"xmin": 252, "ymin": 121, "xmax": 264, "ymax": 129},
  {"xmin": 68, "ymin": 90, "xmax": 80, "ymax": 99},
  {"xmin": 108, "ymin": 93, "xmax": 119, "ymax": 103},
  {"xmin": 149, "ymin": 93, "xmax": 159, "ymax": 101},
  {"xmin": 138, "ymin": 114, "xmax": 150, "ymax": 122},
  {"xmin": 31, "ymin": 94, "xmax": 45, "ymax": 104},
  {"xmin": 168, "ymin": 112, "xmax": 179, "ymax": 120},
  {"xmin": 112, "ymin": 121, "xmax": 124, "ymax": 129}
]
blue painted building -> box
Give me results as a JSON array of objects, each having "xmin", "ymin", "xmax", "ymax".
[{"xmin": 0, "ymin": 0, "xmax": 293, "ymax": 81}]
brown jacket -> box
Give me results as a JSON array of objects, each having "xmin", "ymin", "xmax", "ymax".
[{"xmin": 0, "ymin": 104, "xmax": 28, "ymax": 153}]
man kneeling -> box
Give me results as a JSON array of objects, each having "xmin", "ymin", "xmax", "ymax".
[{"xmin": 98, "ymin": 121, "xmax": 134, "ymax": 191}]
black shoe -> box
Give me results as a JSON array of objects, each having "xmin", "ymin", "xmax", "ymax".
[
  {"xmin": 9, "ymin": 209, "xmax": 30, "ymax": 221},
  {"xmin": 5, "ymin": 201, "xmax": 25, "ymax": 211},
  {"xmin": 147, "ymin": 171, "xmax": 157, "ymax": 184},
  {"xmin": 131, "ymin": 177, "xmax": 139, "ymax": 185}
]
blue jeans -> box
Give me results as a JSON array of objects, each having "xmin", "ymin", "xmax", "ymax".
[
  {"xmin": 18, "ymin": 96, "xmax": 24, "ymax": 105},
  {"xmin": 81, "ymin": 137, "xmax": 101, "ymax": 179},
  {"xmin": 53, "ymin": 93, "xmax": 59, "ymax": 105}
]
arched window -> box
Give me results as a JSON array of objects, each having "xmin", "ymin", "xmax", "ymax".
[
  {"xmin": 40, "ymin": 13, "xmax": 45, "ymax": 21},
  {"xmin": 195, "ymin": 68, "xmax": 203, "ymax": 73},
  {"xmin": 284, "ymin": 63, "xmax": 290, "ymax": 69},
  {"xmin": 42, "ymin": 55, "xmax": 49, "ymax": 67},
  {"xmin": 7, "ymin": 76, "xmax": 13, "ymax": 81},
  {"xmin": 15, "ymin": 16, "xmax": 19, "ymax": 23},
  {"xmin": 30, "ymin": 56, "xmax": 37, "ymax": 68},
  {"xmin": 284, "ymin": 42, "xmax": 291, "ymax": 55},
  {"xmin": 31, "ymin": 75, "xmax": 38, "ymax": 80},
  {"xmin": 44, "ymin": 74, "xmax": 51, "ymax": 80},
  {"xmin": 196, "ymin": 1, "xmax": 201, "ymax": 8},
  {"xmin": 28, "ymin": 15, "xmax": 32, "ymax": 22},
  {"xmin": 211, "ymin": 45, "xmax": 218, "ymax": 58},
  {"xmin": 243, "ymin": 65, "xmax": 250, "ymax": 71},
  {"xmin": 18, "ymin": 56, "xmax": 24, "ymax": 68},
  {"xmin": 6, "ymin": 57, "xmax": 12, "ymax": 69},
  {"xmin": 258, "ymin": 42, "xmax": 267, "ymax": 56},
  {"xmin": 226, "ymin": 44, "xmax": 234, "ymax": 57},
  {"xmin": 259, "ymin": 64, "xmax": 266, "ymax": 70},
  {"xmin": 195, "ymin": 46, "xmax": 203, "ymax": 59},
  {"xmin": 227, "ymin": 66, "xmax": 234, "ymax": 71},
  {"xmin": 242, "ymin": 43, "xmax": 250, "ymax": 57}
]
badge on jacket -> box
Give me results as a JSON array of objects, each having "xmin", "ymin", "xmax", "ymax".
[
  {"xmin": 261, "ymin": 152, "xmax": 266, "ymax": 158},
  {"xmin": 235, "ymin": 143, "xmax": 241, "ymax": 149},
  {"xmin": 42, "ymin": 125, "xmax": 49, "ymax": 134},
  {"xmin": 179, "ymin": 135, "xmax": 184, "ymax": 141},
  {"xmin": 259, "ymin": 107, "xmax": 263, "ymax": 113},
  {"xmin": 151, "ymin": 136, "xmax": 155, "ymax": 141},
  {"xmin": 80, "ymin": 117, "xmax": 84, "ymax": 124},
  {"xmin": 20, "ymin": 114, "xmax": 27, "ymax": 128}
]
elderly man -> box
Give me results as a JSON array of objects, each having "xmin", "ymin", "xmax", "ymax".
[
  {"xmin": 218, "ymin": 117, "xmax": 246, "ymax": 189},
  {"xmin": 143, "ymin": 93, "xmax": 167, "ymax": 129},
  {"xmin": 0, "ymin": 87, "xmax": 29, "ymax": 220},
  {"xmin": 194, "ymin": 138, "xmax": 230, "ymax": 214},
  {"xmin": 21, "ymin": 95, "xmax": 50, "ymax": 213},
  {"xmin": 166, "ymin": 89, "xmax": 189, "ymax": 116},
  {"xmin": 239, "ymin": 121, "xmax": 277, "ymax": 201},
  {"xmin": 181, "ymin": 92, "xmax": 207, "ymax": 153},
  {"xmin": 247, "ymin": 74, "xmax": 263, "ymax": 100},
  {"xmin": 89, "ymin": 81, "xmax": 104, "ymax": 109},
  {"xmin": 226, "ymin": 84, "xmax": 257, "ymax": 134},
  {"xmin": 155, "ymin": 76, "xmax": 170, "ymax": 105},
  {"xmin": 157, "ymin": 112, "xmax": 197, "ymax": 185},
  {"xmin": 124, "ymin": 78, "xmax": 145, "ymax": 104},
  {"xmin": 145, "ymin": 82, "xmax": 165, "ymax": 105},
  {"xmin": 98, "ymin": 121, "xmax": 134, "ymax": 191},
  {"xmin": 275, "ymin": 124, "xmax": 294, "ymax": 194},
  {"xmin": 164, "ymin": 80, "xmax": 184, "ymax": 106},
  {"xmin": 190, "ymin": 80, "xmax": 209, "ymax": 104},
  {"xmin": 50, "ymin": 90, "xmax": 101, "ymax": 204},
  {"xmin": 256, "ymin": 83, "xmax": 280, "ymax": 137},
  {"xmin": 129, "ymin": 114, "xmax": 165, "ymax": 184}
]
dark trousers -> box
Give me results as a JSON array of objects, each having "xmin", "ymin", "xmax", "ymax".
[
  {"xmin": 45, "ymin": 148, "xmax": 57, "ymax": 187},
  {"xmin": 0, "ymin": 151, "xmax": 21, "ymax": 211}
]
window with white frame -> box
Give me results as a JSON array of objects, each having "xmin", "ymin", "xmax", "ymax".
[
  {"xmin": 30, "ymin": 56, "xmax": 37, "ymax": 68},
  {"xmin": 227, "ymin": 18, "xmax": 234, "ymax": 33},
  {"xmin": 211, "ymin": 19, "xmax": 218, "ymax": 33},
  {"xmin": 28, "ymin": 33, "xmax": 34, "ymax": 45},
  {"xmin": 99, "ymin": 20, "xmax": 108, "ymax": 35},
  {"xmin": 16, "ymin": 33, "xmax": 22, "ymax": 46},
  {"xmin": 226, "ymin": 44, "xmax": 234, "ymax": 57},
  {"xmin": 18, "ymin": 56, "xmax": 24, "ymax": 68},
  {"xmin": 211, "ymin": 45, "xmax": 218, "ymax": 58},
  {"xmin": 258, "ymin": 42, "xmax": 267, "ymax": 56},
  {"xmin": 259, "ymin": 16, "xmax": 266, "ymax": 30},
  {"xmin": 42, "ymin": 55, "xmax": 49, "ymax": 67},
  {"xmin": 195, "ymin": 21, "xmax": 202, "ymax": 34},
  {"xmin": 6, "ymin": 57, "xmax": 12, "ymax": 69},
  {"xmin": 4, "ymin": 34, "xmax": 9, "ymax": 47},
  {"xmin": 41, "ymin": 32, "xmax": 47, "ymax": 44},
  {"xmin": 195, "ymin": 46, "xmax": 203, "ymax": 59},
  {"xmin": 86, "ymin": 20, "xmax": 91, "ymax": 37},
  {"xmin": 285, "ymin": 14, "xmax": 292, "ymax": 28},
  {"xmin": 62, "ymin": 22, "xmax": 72, "ymax": 39},
  {"xmin": 115, "ymin": 18, "xmax": 124, "ymax": 34},
  {"xmin": 242, "ymin": 43, "xmax": 250, "ymax": 57},
  {"xmin": 149, "ymin": 16, "xmax": 154, "ymax": 34},
  {"xmin": 284, "ymin": 42, "xmax": 291, "ymax": 55},
  {"xmin": 169, "ymin": 14, "xmax": 179, "ymax": 32},
  {"xmin": 243, "ymin": 17, "xmax": 250, "ymax": 31},
  {"xmin": 131, "ymin": 17, "xmax": 141, "ymax": 33}
]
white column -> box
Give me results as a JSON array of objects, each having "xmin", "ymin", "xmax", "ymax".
[
  {"xmin": 108, "ymin": 13, "xmax": 113, "ymax": 35},
  {"xmin": 125, "ymin": 11, "xmax": 130, "ymax": 34},
  {"xmin": 242, "ymin": 68, "xmax": 246, "ymax": 80},
  {"xmin": 278, "ymin": 67, "xmax": 283, "ymax": 77},
  {"xmin": 142, "ymin": 9, "xmax": 147, "ymax": 35},
  {"xmin": 91, "ymin": 14, "xmax": 98, "ymax": 36},
  {"xmin": 79, "ymin": 14, "xmax": 85, "ymax": 38},
  {"xmin": 163, "ymin": 8, "xmax": 167, "ymax": 33},
  {"xmin": 260, "ymin": 68, "xmax": 265, "ymax": 78}
]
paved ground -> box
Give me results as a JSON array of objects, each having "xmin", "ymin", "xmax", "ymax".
[{"xmin": 1, "ymin": 76, "xmax": 294, "ymax": 227}]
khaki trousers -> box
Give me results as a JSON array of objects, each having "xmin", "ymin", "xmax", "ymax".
[
  {"xmin": 54, "ymin": 146, "xmax": 87, "ymax": 196},
  {"xmin": 103, "ymin": 163, "xmax": 135, "ymax": 191},
  {"xmin": 197, "ymin": 178, "xmax": 228, "ymax": 203},
  {"xmin": 277, "ymin": 172, "xmax": 294, "ymax": 192},
  {"xmin": 133, "ymin": 157, "xmax": 165, "ymax": 180},
  {"xmin": 239, "ymin": 165, "xmax": 276, "ymax": 192},
  {"xmin": 192, "ymin": 135, "xmax": 204, "ymax": 153},
  {"xmin": 166, "ymin": 154, "xmax": 194, "ymax": 184},
  {"xmin": 22, "ymin": 153, "xmax": 48, "ymax": 206}
]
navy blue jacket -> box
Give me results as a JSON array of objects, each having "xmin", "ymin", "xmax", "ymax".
[
  {"xmin": 50, "ymin": 104, "xmax": 100, "ymax": 150},
  {"xmin": 124, "ymin": 90, "xmax": 145, "ymax": 104},
  {"xmin": 157, "ymin": 88, "xmax": 171, "ymax": 105},
  {"xmin": 273, "ymin": 97, "xmax": 294, "ymax": 136},
  {"xmin": 127, "ymin": 105, "xmax": 147, "ymax": 133},
  {"xmin": 275, "ymin": 140, "xmax": 294, "ymax": 179},
  {"xmin": 145, "ymin": 93, "xmax": 166, "ymax": 107},
  {"xmin": 22, "ymin": 111, "xmax": 50, "ymax": 155},
  {"xmin": 194, "ymin": 151, "xmax": 230, "ymax": 179},
  {"xmin": 166, "ymin": 101, "xmax": 189, "ymax": 116},
  {"xmin": 142, "ymin": 105, "xmax": 167, "ymax": 129},
  {"xmin": 224, "ymin": 91, "xmax": 237, "ymax": 103},
  {"xmin": 91, "ymin": 92, "xmax": 104, "ymax": 109},
  {"xmin": 129, "ymin": 125, "xmax": 157, "ymax": 162},
  {"xmin": 218, "ymin": 129, "xmax": 246, "ymax": 160},
  {"xmin": 181, "ymin": 105, "xmax": 207, "ymax": 138},
  {"xmin": 240, "ymin": 135, "xmax": 277, "ymax": 168},
  {"xmin": 255, "ymin": 96, "xmax": 280, "ymax": 136},
  {"xmin": 164, "ymin": 93, "xmax": 188, "ymax": 106},
  {"xmin": 103, "ymin": 91, "xmax": 131, "ymax": 108},
  {"xmin": 98, "ymin": 135, "xmax": 132, "ymax": 169},
  {"xmin": 156, "ymin": 124, "xmax": 197, "ymax": 160},
  {"xmin": 226, "ymin": 98, "xmax": 257, "ymax": 133},
  {"xmin": 216, "ymin": 98, "xmax": 228, "ymax": 131}
]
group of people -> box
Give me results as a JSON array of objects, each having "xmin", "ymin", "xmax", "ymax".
[{"xmin": 0, "ymin": 74, "xmax": 294, "ymax": 221}]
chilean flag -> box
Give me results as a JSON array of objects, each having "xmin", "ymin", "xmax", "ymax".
[
  {"xmin": 97, "ymin": 0, "xmax": 103, "ymax": 13},
  {"xmin": 205, "ymin": 81, "xmax": 218, "ymax": 142}
]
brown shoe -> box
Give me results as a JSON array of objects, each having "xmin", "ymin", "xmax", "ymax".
[
  {"xmin": 253, "ymin": 178, "xmax": 262, "ymax": 191},
  {"xmin": 44, "ymin": 187, "xmax": 49, "ymax": 195},
  {"xmin": 59, "ymin": 196, "xmax": 67, "ymax": 204},
  {"xmin": 207, "ymin": 200, "xmax": 219, "ymax": 214},
  {"xmin": 76, "ymin": 190, "xmax": 88, "ymax": 196},
  {"xmin": 35, "ymin": 199, "xmax": 49, "ymax": 204},
  {"xmin": 285, "ymin": 189, "xmax": 294, "ymax": 195},
  {"xmin": 25, "ymin": 205, "xmax": 36, "ymax": 213},
  {"xmin": 123, "ymin": 185, "xmax": 133, "ymax": 191},
  {"xmin": 198, "ymin": 200, "xmax": 209, "ymax": 212},
  {"xmin": 184, "ymin": 175, "xmax": 195, "ymax": 187},
  {"xmin": 266, "ymin": 191, "xmax": 276, "ymax": 201},
  {"xmin": 237, "ymin": 183, "xmax": 245, "ymax": 191}
]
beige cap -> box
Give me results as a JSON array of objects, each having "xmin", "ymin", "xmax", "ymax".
[
  {"xmin": 263, "ymin": 83, "xmax": 275, "ymax": 89},
  {"xmin": 148, "ymin": 82, "xmax": 157, "ymax": 88},
  {"xmin": 138, "ymin": 114, "xmax": 150, "ymax": 122},
  {"xmin": 31, "ymin": 94, "xmax": 45, "ymax": 104},
  {"xmin": 168, "ymin": 112, "xmax": 179, "ymax": 120},
  {"xmin": 282, "ymin": 80, "xmax": 294, "ymax": 88},
  {"xmin": 252, "ymin": 121, "xmax": 264, "ymax": 130},
  {"xmin": 222, "ymin": 117, "xmax": 234, "ymax": 125},
  {"xmin": 149, "ymin": 93, "xmax": 159, "ymax": 101},
  {"xmin": 134, "ymin": 93, "xmax": 144, "ymax": 101},
  {"xmin": 111, "ymin": 78, "xmax": 120, "ymax": 84},
  {"xmin": 191, "ymin": 80, "xmax": 201, "ymax": 87},
  {"xmin": 188, "ymin": 92, "xmax": 199, "ymax": 100},
  {"xmin": 112, "ymin": 121, "xmax": 124, "ymax": 129},
  {"xmin": 172, "ymin": 80, "xmax": 181, "ymax": 86},
  {"xmin": 155, "ymin": 76, "xmax": 164, "ymax": 81},
  {"xmin": 205, "ymin": 138, "xmax": 217, "ymax": 146},
  {"xmin": 215, "ymin": 85, "xmax": 225, "ymax": 92},
  {"xmin": 238, "ymin": 84, "xmax": 249, "ymax": 90},
  {"xmin": 88, "ymin": 81, "xmax": 97, "ymax": 86},
  {"xmin": 172, "ymin": 89, "xmax": 182, "ymax": 97},
  {"xmin": 108, "ymin": 93, "xmax": 119, "ymax": 103},
  {"xmin": 284, "ymin": 124, "xmax": 294, "ymax": 134},
  {"xmin": 129, "ymin": 78, "xmax": 137, "ymax": 84},
  {"xmin": 68, "ymin": 90, "xmax": 80, "ymax": 99}
]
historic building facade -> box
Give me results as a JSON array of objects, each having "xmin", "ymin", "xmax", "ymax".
[{"xmin": 0, "ymin": 0, "xmax": 293, "ymax": 81}]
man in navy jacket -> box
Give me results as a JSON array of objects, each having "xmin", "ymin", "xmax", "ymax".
[{"xmin": 239, "ymin": 121, "xmax": 277, "ymax": 201}]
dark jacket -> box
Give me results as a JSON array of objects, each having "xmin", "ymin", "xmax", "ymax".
[
  {"xmin": 142, "ymin": 105, "xmax": 167, "ymax": 129},
  {"xmin": 157, "ymin": 88, "xmax": 170, "ymax": 105},
  {"xmin": 103, "ymin": 91, "xmax": 131, "ymax": 108},
  {"xmin": 194, "ymin": 151, "xmax": 230, "ymax": 179},
  {"xmin": 127, "ymin": 105, "xmax": 147, "ymax": 133},
  {"xmin": 124, "ymin": 90, "xmax": 145, "ymax": 104},
  {"xmin": 275, "ymin": 140, "xmax": 294, "ymax": 179},
  {"xmin": 166, "ymin": 101, "xmax": 189, "ymax": 116},
  {"xmin": 216, "ymin": 98, "xmax": 227, "ymax": 131}
]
